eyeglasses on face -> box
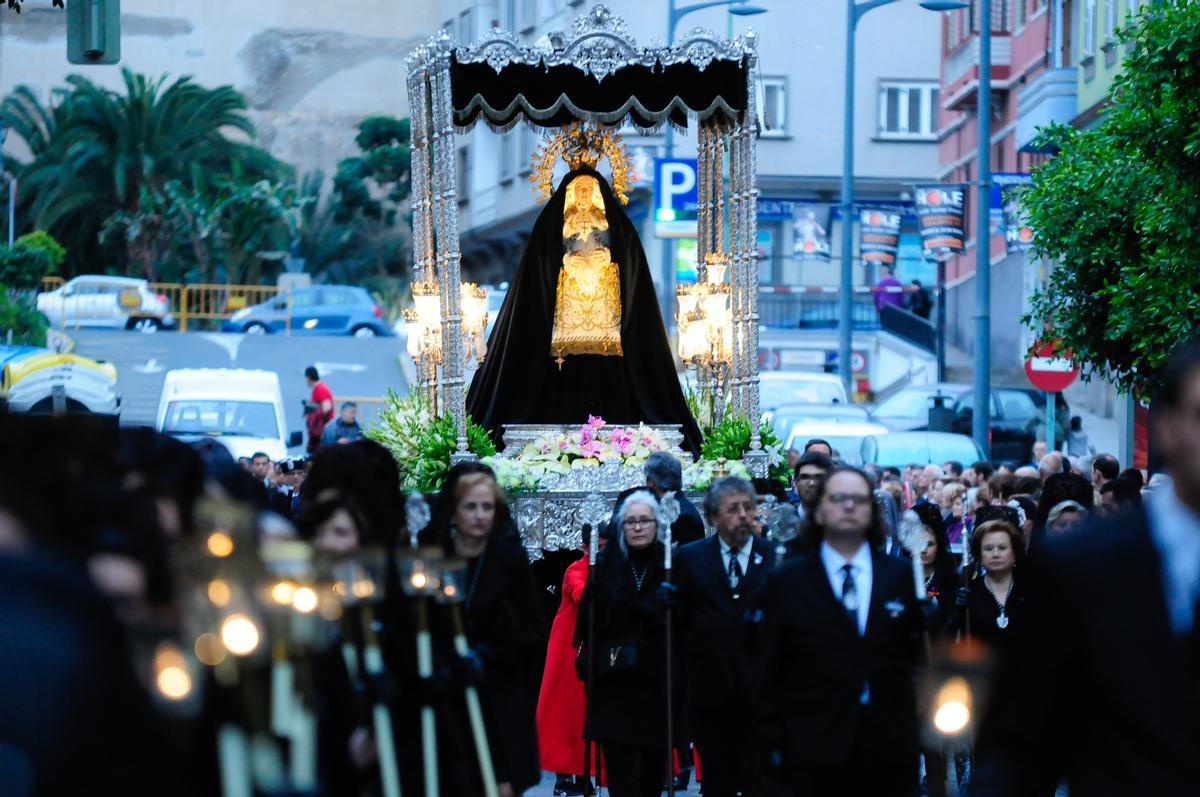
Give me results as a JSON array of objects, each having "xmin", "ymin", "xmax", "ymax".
[
  {"xmin": 623, "ymin": 517, "xmax": 658, "ymax": 529},
  {"xmin": 825, "ymin": 492, "xmax": 872, "ymax": 508}
]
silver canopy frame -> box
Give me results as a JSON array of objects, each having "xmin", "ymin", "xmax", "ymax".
[{"xmin": 405, "ymin": 4, "xmax": 766, "ymax": 475}]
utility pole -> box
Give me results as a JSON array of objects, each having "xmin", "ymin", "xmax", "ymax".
[{"xmin": 972, "ymin": 0, "xmax": 993, "ymax": 457}]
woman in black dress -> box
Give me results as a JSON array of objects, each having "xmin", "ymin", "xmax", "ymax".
[
  {"xmin": 955, "ymin": 520, "xmax": 1027, "ymax": 653},
  {"xmin": 429, "ymin": 463, "xmax": 546, "ymax": 797},
  {"xmin": 910, "ymin": 503, "xmax": 958, "ymax": 634},
  {"xmin": 579, "ymin": 490, "xmax": 681, "ymax": 797}
]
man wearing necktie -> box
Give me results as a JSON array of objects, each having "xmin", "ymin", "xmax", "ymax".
[
  {"xmin": 672, "ymin": 477, "xmax": 775, "ymax": 796},
  {"xmin": 755, "ymin": 466, "xmax": 923, "ymax": 796}
]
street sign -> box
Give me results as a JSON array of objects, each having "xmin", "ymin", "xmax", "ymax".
[
  {"xmin": 654, "ymin": 158, "xmax": 698, "ymax": 238},
  {"xmin": 1024, "ymin": 341, "xmax": 1079, "ymax": 393}
]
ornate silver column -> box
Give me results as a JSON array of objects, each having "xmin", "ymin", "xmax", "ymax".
[
  {"xmin": 743, "ymin": 32, "xmax": 763, "ymax": 456},
  {"xmin": 430, "ymin": 34, "xmax": 472, "ymax": 459}
]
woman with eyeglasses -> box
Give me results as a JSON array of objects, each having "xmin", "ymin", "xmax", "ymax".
[{"xmin": 578, "ymin": 490, "xmax": 682, "ymax": 797}]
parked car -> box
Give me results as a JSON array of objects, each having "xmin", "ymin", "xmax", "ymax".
[
  {"xmin": 870, "ymin": 383, "xmax": 1057, "ymax": 464},
  {"xmin": 156, "ymin": 368, "xmax": 302, "ymax": 461},
  {"xmin": 868, "ymin": 382, "xmax": 970, "ymax": 431},
  {"xmin": 759, "ymin": 371, "xmax": 850, "ymax": 419},
  {"xmin": 949, "ymin": 386, "xmax": 1061, "ymax": 465},
  {"xmin": 771, "ymin": 402, "xmax": 871, "ymax": 441},
  {"xmin": 783, "ymin": 420, "xmax": 889, "ymax": 466},
  {"xmin": 859, "ymin": 432, "xmax": 986, "ymax": 469},
  {"xmin": 37, "ymin": 275, "xmax": 175, "ymax": 331},
  {"xmin": 224, "ymin": 285, "xmax": 390, "ymax": 337},
  {"xmin": 0, "ymin": 345, "xmax": 120, "ymax": 416}
]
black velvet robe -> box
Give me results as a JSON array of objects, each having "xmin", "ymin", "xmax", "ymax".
[{"xmin": 466, "ymin": 166, "xmax": 703, "ymax": 454}]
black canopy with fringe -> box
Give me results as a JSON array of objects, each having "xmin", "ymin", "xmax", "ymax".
[{"xmin": 450, "ymin": 55, "xmax": 749, "ymax": 133}]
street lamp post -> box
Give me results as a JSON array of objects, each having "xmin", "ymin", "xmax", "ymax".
[
  {"xmin": 972, "ymin": 0, "xmax": 993, "ymax": 458},
  {"xmin": 661, "ymin": 0, "xmax": 766, "ymax": 330},
  {"xmin": 838, "ymin": 0, "xmax": 967, "ymax": 397}
]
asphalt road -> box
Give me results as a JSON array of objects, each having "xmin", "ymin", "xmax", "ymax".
[{"xmin": 68, "ymin": 329, "xmax": 410, "ymax": 445}]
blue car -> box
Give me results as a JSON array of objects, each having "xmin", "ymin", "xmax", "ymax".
[{"xmin": 222, "ymin": 285, "xmax": 391, "ymax": 337}]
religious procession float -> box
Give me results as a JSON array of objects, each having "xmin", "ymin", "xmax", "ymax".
[{"xmin": 371, "ymin": 3, "xmax": 790, "ymax": 560}]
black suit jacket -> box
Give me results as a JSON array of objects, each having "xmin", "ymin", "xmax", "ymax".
[
  {"xmin": 755, "ymin": 548, "xmax": 922, "ymax": 769},
  {"xmin": 674, "ymin": 534, "xmax": 775, "ymax": 726},
  {"xmin": 974, "ymin": 507, "xmax": 1200, "ymax": 796}
]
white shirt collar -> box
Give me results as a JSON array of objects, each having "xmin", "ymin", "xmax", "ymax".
[
  {"xmin": 1147, "ymin": 485, "xmax": 1200, "ymax": 635},
  {"xmin": 719, "ymin": 535, "xmax": 753, "ymax": 557},
  {"xmin": 820, "ymin": 538, "xmax": 871, "ymax": 576}
]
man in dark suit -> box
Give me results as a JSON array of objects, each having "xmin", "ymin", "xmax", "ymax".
[
  {"xmin": 612, "ymin": 451, "xmax": 706, "ymax": 546},
  {"xmin": 756, "ymin": 466, "xmax": 923, "ymax": 796},
  {"xmin": 974, "ymin": 338, "xmax": 1200, "ymax": 796},
  {"xmin": 672, "ymin": 476, "xmax": 775, "ymax": 796}
]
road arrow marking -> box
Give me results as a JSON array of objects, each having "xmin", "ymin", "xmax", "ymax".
[{"xmin": 133, "ymin": 358, "xmax": 164, "ymax": 374}]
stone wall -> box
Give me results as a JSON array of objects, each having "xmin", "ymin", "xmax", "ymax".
[{"xmin": 0, "ymin": 0, "xmax": 439, "ymax": 176}]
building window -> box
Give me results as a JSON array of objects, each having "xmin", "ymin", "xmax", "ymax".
[
  {"xmin": 759, "ymin": 77, "xmax": 787, "ymax": 137},
  {"xmin": 877, "ymin": 81, "xmax": 938, "ymax": 140},
  {"xmin": 457, "ymin": 146, "xmax": 471, "ymax": 204},
  {"xmin": 1083, "ymin": 0, "xmax": 1096, "ymax": 57},
  {"xmin": 518, "ymin": 126, "xmax": 538, "ymax": 174},
  {"xmin": 458, "ymin": 8, "xmax": 474, "ymax": 47},
  {"xmin": 501, "ymin": 0, "xmax": 516, "ymax": 30},
  {"xmin": 1128, "ymin": 0, "xmax": 1140, "ymax": 16},
  {"xmin": 498, "ymin": 133, "xmax": 515, "ymax": 182},
  {"xmin": 443, "ymin": 18, "xmax": 455, "ymax": 40},
  {"xmin": 1104, "ymin": 0, "xmax": 1117, "ymax": 41}
]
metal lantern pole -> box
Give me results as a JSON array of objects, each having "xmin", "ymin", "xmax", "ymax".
[{"xmin": 972, "ymin": 0, "xmax": 993, "ymax": 458}]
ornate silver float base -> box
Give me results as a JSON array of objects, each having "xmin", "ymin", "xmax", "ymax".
[{"xmin": 499, "ymin": 424, "xmax": 695, "ymax": 559}]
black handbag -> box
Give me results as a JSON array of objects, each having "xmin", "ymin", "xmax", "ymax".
[{"xmin": 576, "ymin": 638, "xmax": 641, "ymax": 680}]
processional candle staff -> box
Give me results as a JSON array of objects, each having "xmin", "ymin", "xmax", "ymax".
[
  {"xmin": 261, "ymin": 539, "xmax": 324, "ymax": 792},
  {"xmin": 185, "ymin": 499, "xmax": 272, "ymax": 797},
  {"xmin": 576, "ymin": 492, "xmax": 608, "ymax": 785},
  {"xmin": 658, "ymin": 492, "xmax": 681, "ymax": 797},
  {"xmin": 580, "ymin": 522, "xmax": 599, "ymax": 785},
  {"xmin": 437, "ymin": 558, "xmax": 500, "ymax": 797},
  {"xmin": 765, "ymin": 503, "xmax": 800, "ymax": 568},
  {"xmin": 898, "ymin": 509, "xmax": 934, "ymax": 660},
  {"xmin": 402, "ymin": 492, "xmax": 443, "ymax": 797},
  {"xmin": 331, "ymin": 551, "xmax": 404, "ymax": 797}
]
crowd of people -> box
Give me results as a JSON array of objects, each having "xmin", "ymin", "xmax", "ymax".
[{"xmin": 3, "ymin": 340, "xmax": 1200, "ymax": 797}]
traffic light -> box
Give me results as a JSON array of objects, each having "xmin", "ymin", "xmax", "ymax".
[{"xmin": 66, "ymin": 0, "xmax": 120, "ymax": 65}]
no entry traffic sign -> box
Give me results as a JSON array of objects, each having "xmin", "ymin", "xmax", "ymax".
[{"xmin": 1025, "ymin": 341, "xmax": 1080, "ymax": 393}]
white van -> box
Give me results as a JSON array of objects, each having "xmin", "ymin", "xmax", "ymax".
[{"xmin": 156, "ymin": 369, "xmax": 301, "ymax": 461}]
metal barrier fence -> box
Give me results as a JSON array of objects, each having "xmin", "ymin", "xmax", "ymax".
[
  {"xmin": 36, "ymin": 277, "xmax": 291, "ymax": 332},
  {"xmin": 178, "ymin": 284, "xmax": 285, "ymax": 332}
]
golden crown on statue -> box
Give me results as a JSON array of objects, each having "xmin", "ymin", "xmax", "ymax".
[{"xmin": 530, "ymin": 122, "xmax": 632, "ymax": 206}]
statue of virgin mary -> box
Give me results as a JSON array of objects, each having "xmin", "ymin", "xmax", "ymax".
[{"xmin": 466, "ymin": 151, "xmax": 702, "ymax": 454}]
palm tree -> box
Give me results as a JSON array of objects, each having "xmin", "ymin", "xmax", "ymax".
[{"xmin": 2, "ymin": 68, "xmax": 286, "ymax": 275}]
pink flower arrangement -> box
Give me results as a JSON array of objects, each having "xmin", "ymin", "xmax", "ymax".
[{"xmin": 515, "ymin": 417, "xmax": 673, "ymax": 470}]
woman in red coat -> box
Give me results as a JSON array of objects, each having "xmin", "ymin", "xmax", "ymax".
[{"xmin": 536, "ymin": 543, "xmax": 603, "ymax": 796}]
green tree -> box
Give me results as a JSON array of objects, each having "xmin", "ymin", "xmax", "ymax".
[
  {"xmin": 2, "ymin": 69, "xmax": 285, "ymax": 275},
  {"xmin": 0, "ymin": 231, "xmax": 63, "ymax": 346},
  {"xmin": 332, "ymin": 116, "xmax": 412, "ymax": 226},
  {"xmin": 0, "ymin": 230, "xmax": 66, "ymax": 289},
  {"xmin": 1023, "ymin": 2, "xmax": 1200, "ymax": 396}
]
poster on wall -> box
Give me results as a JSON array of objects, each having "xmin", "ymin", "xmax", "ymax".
[
  {"xmin": 913, "ymin": 184, "xmax": 967, "ymax": 260},
  {"xmin": 792, "ymin": 204, "xmax": 832, "ymax": 262},
  {"xmin": 859, "ymin": 208, "xmax": 903, "ymax": 267},
  {"xmin": 994, "ymin": 173, "xmax": 1034, "ymax": 254}
]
